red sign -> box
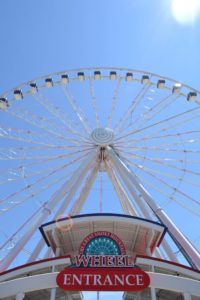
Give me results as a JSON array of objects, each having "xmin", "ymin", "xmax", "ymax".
[{"xmin": 56, "ymin": 267, "xmax": 150, "ymax": 292}]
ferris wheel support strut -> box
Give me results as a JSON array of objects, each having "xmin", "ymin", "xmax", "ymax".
[
  {"xmin": 108, "ymin": 152, "xmax": 178, "ymax": 262},
  {"xmin": 1, "ymin": 150, "xmax": 97, "ymax": 270},
  {"xmin": 106, "ymin": 160, "xmax": 137, "ymax": 215},
  {"xmin": 70, "ymin": 164, "xmax": 99, "ymax": 215},
  {"xmin": 107, "ymin": 146, "xmax": 200, "ymax": 270}
]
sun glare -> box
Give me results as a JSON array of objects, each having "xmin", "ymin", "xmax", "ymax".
[{"xmin": 172, "ymin": 0, "xmax": 200, "ymax": 24}]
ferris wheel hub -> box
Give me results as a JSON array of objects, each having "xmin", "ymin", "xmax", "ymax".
[{"xmin": 91, "ymin": 128, "xmax": 114, "ymax": 146}]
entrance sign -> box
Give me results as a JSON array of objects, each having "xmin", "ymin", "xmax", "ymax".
[
  {"xmin": 56, "ymin": 231, "xmax": 150, "ymax": 292},
  {"xmin": 56, "ymin": 267, "xmax": 150, "ymax": 292},
  {"xmin": 74, "ymin": 255, "xmax": 132, "ymax": 268}
]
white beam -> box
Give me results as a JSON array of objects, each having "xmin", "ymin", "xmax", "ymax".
[
  {"xmin": 70, "ymin": 164, "xmax": 99, "ymax": 215},
  {"xmin": 106, "ymin": 160, "xmax": 137, "ymax": 215}
]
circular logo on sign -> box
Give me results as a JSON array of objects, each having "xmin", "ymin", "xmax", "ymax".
[{"xmin": 79, "ymin": 231, "xmax": 126, "ymax": 256}]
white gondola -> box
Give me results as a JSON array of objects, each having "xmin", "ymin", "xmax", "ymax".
[
  {"xmin": 172, "ymin": 83, "xmax": 181, "ymax": 94},
  {"xmin": 77, "ymin": 72, "xmax": 85, "ymax": 81},
  {"xmin": 94, "ymin": 71, "xmax": 101, "ymax": 80},
  {"xmin": 0, "ymin": 98, "xmax": 9, "ymax": 110},
  {"xmin": 187, "ymin": 91, "xmax": 197, "ymax": 102},
  {"xmin": 157, "ymin": 79, "xmax": 165, "ymax": 88},
  {"xmin": 110, "ymin": 71, "xmax": 117, "ymax": 80},
  {"xmin": 30, "ymin": 83, "xmax": 38, "ymax": 94},
  {"xmin": 125, "ymin": 72, "xmax": 133, "ymax": 82},
  {"xmin": 141, "ymin": 75, "xmax": 150, "ymax": 84},
  {"xmin": 45, "ymin": 78, "xmax": 53, "ymax": 88},
  {"xmin": 14, "ymin": 89, "xmax": 23, "ymax": 100},
  {"xmin": 61, "ymin": 74, "xmax": 69, "ymax": 84}
]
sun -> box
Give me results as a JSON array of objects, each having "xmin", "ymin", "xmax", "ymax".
[{"xmin": 172, "ymin": 0, "xmax": 200, "ymax": 24}]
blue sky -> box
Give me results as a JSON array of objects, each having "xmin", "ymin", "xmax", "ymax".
[
  {"xmin": 0, "ymin": 1, "xmax": 200, "ymax": 299},
  {"xmin": 1, "ymin": 0, "xmax": 200, "ymax": 92}
]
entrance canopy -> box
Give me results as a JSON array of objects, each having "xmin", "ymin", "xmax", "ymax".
[{"xmin": 40, "ymin": 213, "xmax": 167, "ymax": 257}]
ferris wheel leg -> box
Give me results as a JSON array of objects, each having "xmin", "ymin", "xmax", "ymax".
[
  {"xmin": 108, "ymin": 154, "xmax": 179, "ymax": 262},
  {"xmin": 106, "ymin": 160, "xmax": 137, "ymax": 215},
  {"xmin": 69, "ymin": 163, "xmax": 99, "ymax": 215},
  {"xmin": 107, "ymin": 147, "xmax": 200, "ymax": 270}
]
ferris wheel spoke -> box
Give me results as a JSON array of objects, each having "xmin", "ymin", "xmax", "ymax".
[
  {"xmin": 118, "ymin": 148, "xmax": 186, "ymax": 164},
  {"xmin": 118, "ymin": 149, "xmax": 200, "ymax": 176},
  {"xmin": 7, "ymin": 109, "xmax": 89, "ymax": 143},
  {"xmin": 115, "ymin": 144, "xmax": 200, "ymax": 155},
  {"xmin": 142, "ymin": 162, "xmax": 200, "ymax": 187},
  {"xmin": 32, "ymin": 92, "xmax": 90, "ymax": 142},
  {"xmin": 0, "ymin": 146, "xmax": 93, "ymax": 161},
  {"xmin": 122, "ymin": 154, "xmax": 200, "ymax": 187},
  {"xmin": 0, "ymin": 125, "xmax": 78, "ymax": 147},
  {"xmin": 132, "ymin": 168, "xmax": 200, "ymax": 217},
  {"xmin": 0, "ymin": 148, "xmax": 92, "ymax": 185},
  {"xmin": 106, "ymin": 77, "xmax": 122, "ymax": 128},
  {"xmin": 115, "ymin": 129, "xmax": 200, "ymax": 147},
  {"xmin": 89, "ymin": 78, "xmax": 101, "ymax": 127},
  {"xmin": 6, "ymin": 108, "xmax": 90, "ymax": 144},
  {"xmin": 121, "ymin": 154, "xmax": 200, "ymax": 206},
  {"xmin": 0, "ymin": 144, "xmax": 87, "ymax": 160},
  {"xmin": 0, "ymin": 205, "xmax": 43, "ymax": 251},
  {"xmin": 0, "ymin": 173, "xmax": 70, "ymax": 215},
  {"xmin": 61, "ymin": 86, "xmax": 93, "ymax": 134},
  {"xmin": 118, "ymin": 138, "xmax": 200, "ymax": 151},
  {"xmin": 124, "ymin": 93, "xmax": 180, "ymax": 134},
  {"xmin": 0, "ymin": 147, "xmax": 92, "ymax": 214},
  {"xmin": 114, "ymin": 83, "xmax": 151, "ymax": 134},
  {"xmin": 0, "ymin": 124, "xmax": 89, "ymax": 147},
  {"xmin": 0, "ymin": 153, "xmax": 92, "ymax": 206},
  {"xmin": 115, "ymin": 106, "xmax": 200, "ymax": 142},
  {"xmin": 116, "ymin": 122, "xmax": 194, "ymax": 146}
]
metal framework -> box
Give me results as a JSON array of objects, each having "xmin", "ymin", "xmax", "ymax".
[{"xmin": 0, "ymin": 67, "xmax": 200, "ymax": 299}]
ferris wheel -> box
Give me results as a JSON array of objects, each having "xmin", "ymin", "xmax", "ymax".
[{"xmin": 0, "ymin": 67, "xmax": 200, "ymax": 271}]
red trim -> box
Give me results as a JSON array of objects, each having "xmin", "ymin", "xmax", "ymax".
[
  {"xmin": 0, "ymin": 255, "xmax": 71, "ymax": 276},
  {"xmin": 135, "ymin": 255, "xmax": 200, "ymax": 274}
]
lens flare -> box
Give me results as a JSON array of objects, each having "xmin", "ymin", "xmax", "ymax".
[{"xmin": 172, "ymin": 0, "xmax": 200, "ymax": 24}]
